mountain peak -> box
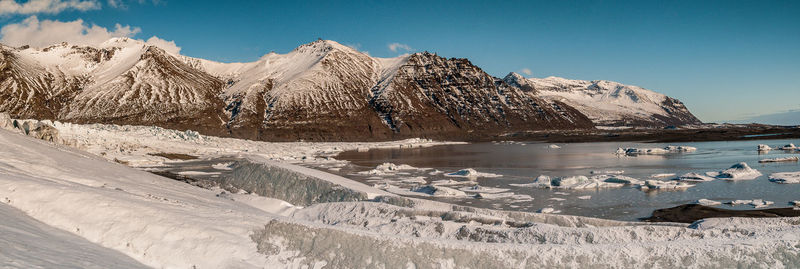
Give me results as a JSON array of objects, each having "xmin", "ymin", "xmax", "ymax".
[{"xmin": 293, "ymin": 39, "xmax": 355, "ymax": 55}]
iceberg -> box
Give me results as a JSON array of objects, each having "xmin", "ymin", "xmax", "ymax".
[
  {"xmin": 778, "ymin": 143, "xmax": 797, "ymax": 150},
  {"xmin": 616, "ymin": 145, "xmax": 697, "ymax": 156},
  {"xmin": 642, "ymin": 180, "xmax": 693, "ymax": 190},
  {"xmin": 768, "ymin": 172, "xmax": 800, "ymax": 184},
  {"xmin": 715, "ymin": 162, "xmax": 762, "ymax": 180},
  {"xmin": 675, "ymin": 172, "xmax": 716, "ymax": 182},
  {"xmin": 757, "ymin": 144, "xmax": 772, "ymax": 151}
]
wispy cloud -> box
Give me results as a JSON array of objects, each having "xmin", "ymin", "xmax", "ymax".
[
  {"xmin": 388, "ymin": 42, "xmax": 412, "ymax": 53},
  {"xmin": 0, "ymin": 16, "xmax": 139, "ymax": 47},
  {"xmin": 520, "ymin": 68, "xmax": 532, "ymax": 76},
  {"xmin": 0, "ymin": 15, "xmax": 182, "ymax": 55},
  {"xmin": 107, "ymin": 0, "xmax": 161, "ymax": 9},
  {"xmin": 0, "ymin": 0, "xmax": 100, "ymax": 15}
]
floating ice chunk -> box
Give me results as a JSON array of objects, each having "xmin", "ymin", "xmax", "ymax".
[
  {"xmin": 779, "ymin": 143, "xmax": 797, "ymax": 150},
  {"xmin": 727, "ymin": 199, "xmax": 753, "ymax": 206},
  {"xmin": 429, "ymin": 179, "xmax": 476, "ymax": 187},
  {"xmin": 759, "ymin": 156, "xmax": 799, "ymax": 163},
  {"xmin": 791, "ymin": 201, "xmax": 800, "ymax": 206},
  {"xmin": 600, "ymin": 175, "xmax": 643, "ymax": 185},
  {"xmin": 616, "ymin": 145, "xmax": 697, "ymax": 156},
  {"xmin": 768, "ymin": 172, "xmax": 800, "ymax": 184},
  {"xmin": 577, "ymin": 195, "xmax": 591, "ymax": 200},
  {"xmin": 650, "ymin": 173, "xmax": 676, "ymax": 178},
  {"xmin": 410, "ymin": 185, "xmax": 468, "ymax": 197},
  {"xmin": 675, "ymin": 172, "xmax": 716, "ymax": 182},
  {"xmin": 548, "ymin": 197, "xmax": 566, "ymax": 201},
  {"xmin": 211, "ymin": 162, "xmax": 234, "ymax": 170},
  {"xmin": 548, "ymin": 144, "xmax": 561, "ymax": 149},
  {"xmin": 474, "ymin": 192, "xmax": 516, "ymax": 199},
  {"xmin": 358, "ymin": 163, "xmax": 421, "ymax": 175},
  {"xmin": 507, "ymin": 175, "xmax": 553, "ymax": 188},
  {"xmin": 695, "ymin": 199, "xmax": 722, "ymax": 206},
  {"xmin": 537, "ymin": 207, "xmax": 556, "ymax": 214},
  {"xmin": 643, "ymin": 180, "xmax": 693, "ymax": 190},
  {"xmin": 591, "ymin": 170, "xmax": 624, "ymax": 175},
  {"xmin": 458, "ymin": 185, "xmax": 510, "ymax": 194},
  {"xmin": 758, "ymin": 144, "xmax": 772, "ymax": 151},
  {"xmin": 715, "ymin": 162, "xmax": 762, "ymax": 180},
  {"xmin": 750, "ymin": 199, "xmax": 774, "ymax": 208},
  {"xmin": 445, "ymin": 168, "xmax": 502, "ymax": 179}
]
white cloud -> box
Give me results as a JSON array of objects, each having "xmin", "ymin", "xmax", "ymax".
[
  {"xmin": 388, "ymin": 42, "xmax": 412, "ymax": 53},
  {"xmin": 0, "ymin": 0, "xmax": 100, "ymax": 15},
  {"xmin": 520, "ymin": 68, "xmax": 532, "ymax": 76},
  {"xmin": 0, "ymin": 16, "xmax": 139, "ymax": 47},
  {"xmin": 0, "ymin": 16, "xmax": 182, "ymax": 55},
  {"xmin": 106, "ymin": 0, "xmax": 123, "ymax": 8},
  {"xmin": 145, "ymin": 36, "xmax": 180, "ymax": 54}
]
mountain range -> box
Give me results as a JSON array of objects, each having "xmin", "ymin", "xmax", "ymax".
[{"xmin": 0, "ymin": 38, "xmax": 701, "ymax": 141}]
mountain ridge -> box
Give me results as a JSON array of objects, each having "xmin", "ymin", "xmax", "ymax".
[{"xmin": 0, "ymin": 38, "xmax": 701, "ymax": 141}]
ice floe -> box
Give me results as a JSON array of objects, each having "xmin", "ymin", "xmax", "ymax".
[
  {"xmin": 548, "ymin": 144, "xmax": 561, "ymax": 149},
  {"xmin": 577, "ymin": 195, "xmax": 592, "ymax": 200},
  {"xmin": 758, "ymin": 144, "xmax": 773, "ymax": 151},
  {"xmin": 357, "ymin": 163, "xmax": 424, "ymax": 175},
  {"xmin": 778, "ymin": 143, "xmax": 797, "ymax": 150},
  {"xmin": 642, "ymin": 180, "xmax": 693, "ymax": 190},
  {"xmin": 759, "ymin": 156, "xmax": 799, "ymax": 163},
  {"xmin": 591, "ymin": 170, "xmax": 624, "ymax": 175},
  {"xmin": 695, "ymin": 199, "xmax": 722, "ymax": 206},
  {"xmin": 713, "ymin": 162, "xmax": 762, "ymax": 180},
  {"xmin": 458, "ymin": 185, "xmax": 510, "ymax": 194},
  {"xmin": 726, "ymin": 199, "xmax": 775, "ymax": 208},
  {"xmin": 410, "ymin": 185, "xmax": 469, "ymax": 197},
  {"xmin": 768, "ymin": 172, "xmax": 800, "ymax": 184},
  {"xmin": 675, "ymin": 172, "xmax": 716, "ymax": 182},
  {"xmin": 445, "ymin": 168, "xmax": 502, "ymax": 179},
  {"xmin": 615, "ymin": 145, "xmax": 697, "ymax": 156}
]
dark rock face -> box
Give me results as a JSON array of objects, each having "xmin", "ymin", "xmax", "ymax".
[
  {"xmin": 0, "ymin": 40, "xmax": 702, "ymax": 141},
  {"xmin": 62, "ymin": 47, "xmax": 229, "ymax": 136},
  {"xmin": 366, "ymin": 53, "xmax": 593, "ymax": 139},
  {"xmin": 0, "ymin": 47, "xmax": 83, "ymax": 120}
]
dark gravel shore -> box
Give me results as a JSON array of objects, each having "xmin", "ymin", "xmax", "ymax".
[{"xmin": 643, "ymin": 204, "xmax": 800, "ymax": 223}]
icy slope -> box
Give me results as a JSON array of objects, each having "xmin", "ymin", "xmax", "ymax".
[
  {"xmin": 0, "ymin": 203, "xmax": 148, "ymax": 269},
  {"xmin": 504, "ymin": 72, "xmax": 701, "ymax": 126},
  {"xmin": 0, "ymin": 129, "xmax": 279, "ymax": 268},
  {"xmin": 2, "ymin": 122, "xmax": 800, "ymax": 268}
]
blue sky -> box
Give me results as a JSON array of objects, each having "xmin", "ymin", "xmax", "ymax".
[{"xmin": 1, "ymin": 0, "xmax": 798, "ymax": 123}]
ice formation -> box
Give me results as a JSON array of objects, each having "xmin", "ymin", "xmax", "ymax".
[
  {"xmin": 714, "ymin": 162, "xmax": 763, "ymax": 180},
  {"xmin": 444, "ymin": 168, "xmax": 502, "ymax": 179},
  {"xmin": 769, "ymin": 172, "xmax": 800, "ymax": 184},
  {"xmin": 758, "ymin": 144, "xmax": 773, "ymax": 151},
  {"xmin": 759, "ymin": 156, "xmax": 799, "ymax": 163},
  {"xmin": 696, "ymin": 199, "xmax": 722, "ymax": 206},
  {"xmin": 616, "ymin": 145, "xmax": 697, "ymax": 156}
]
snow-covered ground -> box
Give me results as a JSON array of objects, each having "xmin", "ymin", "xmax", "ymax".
[{"xmin": 2, "ymin": 119, "xmax": 800, "ymax": 268}]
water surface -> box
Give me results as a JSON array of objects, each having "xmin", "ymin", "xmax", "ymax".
[{"xmin": 335, "ymin": 139, "xmax": 800, "ymax": 221}]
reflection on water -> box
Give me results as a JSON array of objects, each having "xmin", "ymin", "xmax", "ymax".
[{"xmin": 335, "ymin": 139, "xmax": 800, "ymax": 221}]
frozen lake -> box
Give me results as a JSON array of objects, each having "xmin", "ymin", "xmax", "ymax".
[{"xmin": 335, "ymin": 139, "xmax": 800, "ymax": 221}]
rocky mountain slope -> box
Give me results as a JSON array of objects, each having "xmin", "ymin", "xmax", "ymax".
[
  {"xmin": 0, "ymin": 38, "xmax": 699, "ymax": 141},
  {"xmin": 504, "ymin": 73, "xmax": 701, "ymax": 127}
]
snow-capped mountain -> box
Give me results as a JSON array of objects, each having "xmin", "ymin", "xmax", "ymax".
[
  {"xmin": 503, "ymin": 73, "xmax": 701, "ymax": 126},
  {"xmin": 0, "ymin": 38, "xmax": 698, "ymax": 141}
]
